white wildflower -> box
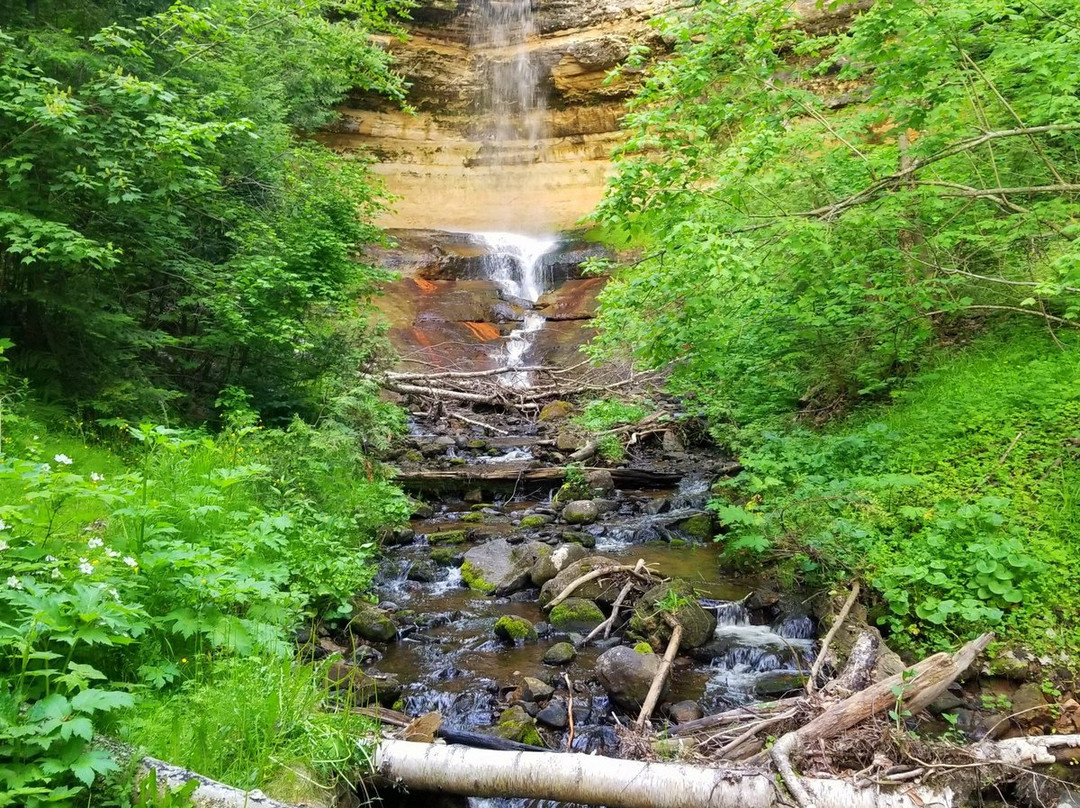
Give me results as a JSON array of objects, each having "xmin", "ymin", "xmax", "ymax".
[
  {"xmin": 123, "ymin": 556, "xmax": 137, "ymax": 568},
  {"xmin": 6, "ymin": 576, "xmax": 21, "ymax": 590},
  {"xmin": 44, "ymin": 555, "xmax": 57, "ymax": 562},
  {"xmin": 87, "ymin": 537, "xmax": 104, "ymax": 549},
  {"xmin": 90, "ymin": 472, "xmax": 104, "ymax": 482},
  {"xmin": 0, "ymin": 540, "xmax": 7, "ymax": 552},
  {"xmin": 51, "ymin": 568, "xmax": 61, "ymax": 579},
  {"xmin": 78, "ymin": 559, "xmax": 93, "ymax": 575},
  {"xmin": 54, "ymin": 454, "xmax": 73, "ymax": 465},
  {"xmin": 108, "ymin": 587, "xmax": 120, "ymax": 600},
  {"xmin": 105, "ymin": 548, "xmax": 119, "ymax": 558},
  {"xmin": 40, "ymin": 463, "xmax": 50, "ymax": 472},
  {"xmin": 0, "ymin": 519, "xmax": 8, "ymax": 531}
]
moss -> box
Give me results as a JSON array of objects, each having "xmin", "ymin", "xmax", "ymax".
[
  {"xmin": 549, "ymin": 597, "xmax": 604, "ymax": 631},
  {"xmin": 459, "ymin": 511, "xmax": 485, "ymax": 523},
  {"xmin": 461, "ymin": 561, "xmax": 495, "ymax": 594},
  {"xmin": 519, "ymin": 514, "xmax": 550, "ymax": 529},
  {"xmin": 403, "ymin": 450, "xmax": 424, "ymax": 463},
  {"xmin": 471, "ymin": 502, "xmax": 495, "ymax": 511},
  {"xmin": 633, "ymin": 641, "xmax": 654, "ymax": 654},
  {"xmin": 538, "ymin": 400, "xmax": 574, "ymax": 420},
  {"xmin": 430, "ymin": 547, "xmax": 461, "ymax": 566},
  {"xmin": 677, "ymin": 513, "xmax": 714, "ymax": 541},
  {"xmin": 427, "ymin": 529, "xmax": 466, "ymax": 545},
  {"xmin": 494, "ymin": 706, "xmax": 545, "ymax": 747},
  {"xmin": 494, "ymin": 615, "xmax": 537, "ymax": 643}
]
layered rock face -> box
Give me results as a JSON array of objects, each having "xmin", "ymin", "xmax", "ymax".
[{"xmin": 323, "ymin": 0, "xmax": 688, "ymax": 233}]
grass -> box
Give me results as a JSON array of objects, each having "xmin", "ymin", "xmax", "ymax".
[
  {"xmin": 716, "ymin": 324, "xmax": 1080, "ymax": 659},
  {"xmin": 114, "ymin": 656, "xmax": 377, "ymax": 802}
]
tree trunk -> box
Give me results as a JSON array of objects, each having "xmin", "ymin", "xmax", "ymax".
[{"xmin": 373, "ymin": 740, "xmax": 953, "ymax": 808}]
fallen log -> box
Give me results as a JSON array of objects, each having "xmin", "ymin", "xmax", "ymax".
[
  {"xmin": 96, "ymin": 737, "xmax": 300, "ymax": 808},
  {"xmin": 769, "ymin": 633, "xmax": 992, "ymax": 808},
  {"xmin": 395, "ymin": 465, "xmax": 685, "ymax": 490},
  {"xmin": 373, "ymin": 739, "xmax": 955, "ymax": 808},
  {"xmin": 635, "ymin": 616, "xmax": 684, "ymax": 728}
]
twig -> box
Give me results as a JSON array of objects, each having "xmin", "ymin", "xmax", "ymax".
[
  {"xmin": 982, "ymin": 431, "xmax": 1024, "ymax": 486},
  {"xmin": 578, "ymin": 561, "xmax": 645, "ymax": 647},
  {"xmin": 806, "ymin": 582, "xmax": 861, "ymax": 696},
  {"xmin": 635, "ymin": 616, "xmax": 684, "ymax": 729},
  {"xmin": 714, "ymin": 709, "xmax": 798, "ymax": 759},
  {"xmin": 564, "ymin": 673, "xmax": 575, "ymax": 751},
  {"xmin": 546, "ymin": 564, "xmax": 654, "ymax": 610},
  {"xmin": 448, "ymin": 411, "xmax": 511, "ymax": 436}
]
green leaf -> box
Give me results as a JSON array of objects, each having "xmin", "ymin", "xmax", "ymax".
[{"xmin": 70, "ymin": 688, "xmax": 134, "ymax": 714}]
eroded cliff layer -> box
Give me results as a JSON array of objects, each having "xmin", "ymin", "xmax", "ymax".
[{"xmin": 324, "ymin": 0, "xmax": 688, "ymax": 233}]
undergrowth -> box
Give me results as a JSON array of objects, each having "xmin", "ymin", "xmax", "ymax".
[{"xmin": 711, "ymin": 326, "xmax": 1080, "ymax": 659}]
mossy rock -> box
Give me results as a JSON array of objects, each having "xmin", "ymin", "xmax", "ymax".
[
  {"xmin": 494, "ymin": 615, "xmax": 538, "ymax": 643},
  {"xmin": 347, "ymin": 600, "xmax": 397, "ymax": 643},
  {"xmin": 427, "ymin": 529, "xmax": 467, "ymax": 545},
  {"xmin": 633, "ymin": 641, "xmax": 654, "ymax": 654},
  {"xmin": 561, "ymin": 531, "xmax": 596, "ymax": 549},
  {"xmin": 539, "ymin": 400, "xmax": 574, "ymax": 421},
  {"xmin": 403, "ymin": 450, "xmax": 424, "ymax": 463},
  {"xmin": 630, "ymin": 579, "xmax": 717, "ymax": 650},
  {"xmin": 677, "ymin": 512, "xmax": 714, "ymax": 541},
  {"xmin": 493, "ymin": 706, "xmax": 545, "ymax": 747},
  {"xmin": 520, "ymin": 514, "xmax": 552, "ymax": 529},
  {"xmin": 431, "ymin": 547, "xmax": 462, "ymax": 566},
  {"xmin": 471, "ymin": 503, "xmax": 496, "ymax": 511},
  {"xmin": 543, "ymin": 642, "xmax": 577, "ymax": 665},
  {"xmin": 539, "ymin": 556, "xmax": 622, "ymax": 607},
  {"xmin": 410, "ymin": 499, "xmax": 434, "ymax": 519},
  {"xmin": 461, "ymin": 560, "xmax": 496, "ymax": 594},
  {"xmin": 549, "ymin": 597, "xmax": 605, "ymax": 632},
  {"xmin": 459, "ymin": 511, "xmax": 485, "ymax": 523}
]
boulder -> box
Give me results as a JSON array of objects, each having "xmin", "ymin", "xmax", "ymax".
[
  {"xmin": 539, "ymin": 555, "xmax": 623, "ymax": 607},
  {"xmin": 494, "ymin": 615, "xmax": 538, "ymax": 644},
  {"xmin": 427, "ymin": 529, "xmax": 467, "ymax": 545},
  {"xmin": 561, "ymin": 530, "xmax": 596, "ymax": 548},
  {"xmin": 539, "ymin": 400, "xmax": 574, "ymax": 420},
  {"xmin": 555, "ymin": 431, "xmax": 580, "ymax": 451},
  {"xmin": 630, "ymin": 580, "xmax": 717, "ymax": 650},
  {"xmin": 585, "ymin": 468, "xmax": 615, "ymax": 494},
  {"xmin": 530, "ymin": 542, "xmax": 589, "ymax": 587},
  {"xmin": 492, "ymin": 706, "xmax": 544, "ymax": 747},
  {"xmin": 549, "ymin": 597, "xmax": 605, "ymax": 632},
  {"xmin": 668, "ymin": 700, "xmax": 704, "ymax": 724},
  {"xmin": 521, "ymin": 676, "xmax": 554, "ymax": 701},
  {"xmin": 326, "ymin": 660, "xmax": 402, "ymax": 707},
  {"xmin": 536, "ymin": 699, "xmax": 569, "ymax": 729},
  {"xmin": 348, "ymin": 601, "xmax": 397, "ymax": 643},
  {"xmin": 462, "ymin": 539, "xmax": 551, "ymax": 595},
  {"xmin": 676, "ymin": 512, "xmax": 713, "ymax": 541},
  {"xmin": 406, "ymin": 559, "xmax": 440, "ymax": 583},
  {"xmin": 596, "ymin": 646, "xmax": 666, "ymax": 711},
  {"xmin": 520, "ymin": 514, "xmax": 553, "ymax": 529},
  {"xmin": 543, "ymin": 641, "xmax": 577, "ymax": 665},
  {"xmin": 754, "ymin": 671, "xmax": 808, "ymax": 698},
  {"xmin": 562, "ymin": 500, "xmax": 600, "ymax": 525},
  {"xmin": 377, "ymin": 525, "xmax": 416, "ymax": 547}
]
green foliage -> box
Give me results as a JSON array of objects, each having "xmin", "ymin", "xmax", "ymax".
[
  {"xmin": 574, "ymin": 399, "xmax": 649, "ymax": 432},
  {"xmin": 130, "ymin": 771, "xmax": 197, "ymax": 808},
  {"xmin": 594, "ymin": 0, "xmax": 1080, "ymax": 430},
  {"xmin": 708, "ymin": 327, "xmax": 1080, "ymax": 654},
  {"xmin": 119, "ymin": 655, "xmax": 375, "ymax": 796},
  {"xmin": 0, "ymin": 0, "xmax": 410, "ymax": 419},
  {"xmin": 0, "ymin": 409, "xmax": 405, "ymax": 803}
]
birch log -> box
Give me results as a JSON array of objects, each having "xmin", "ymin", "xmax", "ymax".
[{"xmin": 374, "ymin": 740, "xmax": 955, "ymax": 808}]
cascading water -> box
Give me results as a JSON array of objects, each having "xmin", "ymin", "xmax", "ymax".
[
  {"xmin": 469, "ymin": 1, "xmax": 556, "ymax": 388},
  {"xmin": 476, "ymin": 232, "xmax": 556, "ymax": 387}
]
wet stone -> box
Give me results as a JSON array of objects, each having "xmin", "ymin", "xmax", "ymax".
[
  {"xmin": 522, "ymin": 676, "xmax": 554, "ymax": 701},
  {"xmin": 668, "ymin": 700, "xmax": 704, "ymax": 724},
  {"xmin": 543, "ymin": 641, "xmax": 577, "ymax": 665},
  {"xmin": 562, "ymin": 500, "xmax": 600, "ymax": 525},
  {"xmin": 537, "ymin": 699, "xmax": 569, "ymax": 728}
]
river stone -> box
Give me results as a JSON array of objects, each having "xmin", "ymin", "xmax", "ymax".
[
  {"xmin": 561, "ymin": 530, "xmax": 596, "ymax": 548},
  {"xmin": 530, "ymin": 542, "xmax": 589, "ymax": 587},
  {"xmin": 562, "ymin": 500, "xmax": 600, "ymax": 525},
  {"xmin": 755, "ymin": 671, "xmax": 808, "ymax": 698},
  {"xmin": 522, "ymin": 676, "xmax": 554, "ymax": 701},
  {"xmin": 462, "ymin": 539, "xmax": 551, "ymax": 595},
  {"xmin": 585, "ymin": 468, "xmax": 615, "ymax": 494},
  {"xmin": 427, "ymin": 529, "xmax": 467, "ymax": 545},
  {"xmin": 539, "ymin": 555, "xmax": 623, "ymax": 607},
  {"xmin": 493, "ymin": 706, "xmax": 544, "ymax": 747},
  {"xmin": 347, "ymin": 601, "xmax": 397, "ymax": 643},
  {"xmin": 539, "ymin": 400, "xmax": 574, "ymax": 420},
  {"xmin": 494, "ymin": 615, "xmax": 537, "ymax": 644},
  {"xmin": 629, "ymin": 580, "xmax": 717, "ymax": 650},
  {"xmin": 677, "ymin": 512, "xmax": 714, "ymax": 541},
  {"xmin": 596, "ymin": 646, "xmax": 666, "ymax": 711},
  {"xmin": 537, "ymin": 698, "xmax": 569, "ymax": 729},
  {"xmin": 377, "ymin": 525, "xmax": 415, "ymax": 547},
  {"xmin": 549, "ymin": 597, "xmax": 605, "ymax": 632},
  {"xmin": 326, "ymin": 660, "xmax": 402, "ymax": 707},
  {"xmin": 555, "ymin": 431, "xmax": 580, "ymax": 451},
  {"xmin": 406, "ymin": 559, "xmax": 440, "ymax": 583},
  {"xmin": 543, "ymin": 641, "xmax": 577, "ymax": 665},
  {"xmin": 668, "ymin": 700, "xmax": 704, "ymax": 724}
]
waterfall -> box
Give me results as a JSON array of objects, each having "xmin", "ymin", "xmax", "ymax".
[
  {"xmin": 476, "ymin": 232, "xmax": 556, "ymax": 388},
  {"xmin": 470, "ymin": 1, "xmax": 555, "ymax": 387}
]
